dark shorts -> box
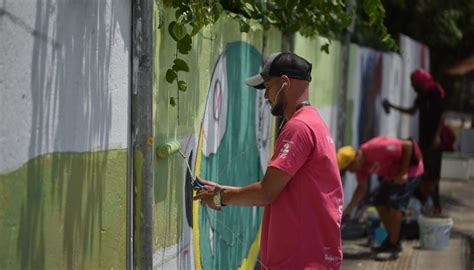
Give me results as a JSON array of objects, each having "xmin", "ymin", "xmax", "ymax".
[{"xmin": 370, "ymin": 176, "xmax": 421, "ymax": 212}]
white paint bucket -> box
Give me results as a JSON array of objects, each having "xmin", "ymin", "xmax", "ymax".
[{"xmin": 418, "ymin": 214, "xmax": 454, "ymax": 250}]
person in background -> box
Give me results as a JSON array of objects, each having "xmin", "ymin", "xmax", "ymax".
[
  {"xmin": 195, "ymin": 52, "xmax": 344, "ymax": 269},
  {"xmin": 337, "ymin": 136, "xmax": 423, "ymax": 260},
  {"xmin": 382, "ymin": 69, "xmax": 445, "ymax": 214}
]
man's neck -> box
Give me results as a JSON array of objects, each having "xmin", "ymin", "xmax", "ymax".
[{"xmin": 284, "ymin": 97, "xmax": 310, "ymax": 120}]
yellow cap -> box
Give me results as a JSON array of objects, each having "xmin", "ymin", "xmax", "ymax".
[{"xmin": 336, "ymin": 146, "xmax": 356, "ymax": 170}]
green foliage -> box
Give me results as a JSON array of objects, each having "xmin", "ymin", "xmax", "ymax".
[
  {"xmin": 351, "ymin": 0, "xmax": 398, "ymax": 51},
  {"xmin": 162, "ymin": 0, "xmax": 396, "ymax": 106},
  {"xmin": 165, "ymin": 69, "xmax": 177, "ymax": 83},
  {"xmin": 381, "ymin": 0, "xmax": 474, "ymax": 50}
]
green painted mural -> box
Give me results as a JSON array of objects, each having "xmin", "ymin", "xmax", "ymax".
[
  {"xmin": 294, "ymin": 35, "xmax": 342, "ymax": 108},
  {"xmin": 153, "ymin": 5, "xmax": 282, "ymax": 269},
  {"xmin": 0, "ymin": 150, "xmax": 127, "ymax": 270},
  {"xmin": 197, "ymin": 42, "xmax": 265, "ymax": 270}
]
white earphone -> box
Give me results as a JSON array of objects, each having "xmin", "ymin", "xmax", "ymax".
[{"xmin": 275, "ymin": 82, "xmax": 287, "ymax": 100}]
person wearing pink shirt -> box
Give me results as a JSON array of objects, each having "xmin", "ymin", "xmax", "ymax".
[
  {"xmin": 337, "ymin": 136, "xmax": 423, "ymax": 260},
  {"xmin": 195, "ymin": 52, "xmax": 344, "ymax": 269}
]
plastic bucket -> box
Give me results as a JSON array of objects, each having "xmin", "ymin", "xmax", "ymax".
[{"xmin": 418, "ymin": 214, "xmax": 453, "ymax": 250}]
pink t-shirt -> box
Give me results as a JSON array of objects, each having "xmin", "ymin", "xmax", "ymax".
[
  {"xmin": 261, "ymin": 106, "xmax": 344, "ymax": 270},
  {"xmin": 356, "ymin": 136, "xmax": 424, "ymax": 183}
]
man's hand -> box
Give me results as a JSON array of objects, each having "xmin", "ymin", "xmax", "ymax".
[
  {"xmin": 193, "ymin": 176, "xmax": 216, "ymax": 190},
  {"xmin": 382, "ymin": 99, "xmax": 391, "ymax": 114},
  {"xmin": 393, "ymin": 173, "xmax": 408, "ymax": 184},
  {"xmin": 193, "ymin": 182, "xmax": 222, "ymax": 211}
]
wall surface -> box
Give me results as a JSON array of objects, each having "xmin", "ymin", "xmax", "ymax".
[
  {"xmin": 0, "ymin": 2, "xmax": 433, "ymax": 269},
  {"xmin": 153, "ymin": 6, "xmax": 282, "ymax": 270},
  {"xmin": 0, "ymin": 1, "xmax": 131, "ymax": 269},
  {"xmin": 342, "ymin": 37, "xmax": 430, "ymax": 208},
  {"xmin": 294, "ymin": 35, "xmax": 342, "ymax": 140}
]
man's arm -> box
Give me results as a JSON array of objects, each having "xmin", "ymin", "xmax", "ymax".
[
  {"xmin": 195, "ymin": 167, "xmax": 291, "ymax": 209},
  {"xmin": 222, "ymin": 167, "xmax": 291, "ymax": 206},
  {"xmin": 382, "ymin": 99, "xmax": 417, "ymax": 115},
  {"xmin": 343, "ymin": 181, "xmax": 368, "ymax": 217}
]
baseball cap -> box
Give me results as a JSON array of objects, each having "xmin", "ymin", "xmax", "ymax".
[
  {"xmin": 245, "ymin": 52, "xmax": 312, "ymax": 89},
  {"xmin": 336, "ymin": 146, "xmax": 356, "ymax": 170}
]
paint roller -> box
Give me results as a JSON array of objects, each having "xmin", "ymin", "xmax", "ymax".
[{"xmin": 156, "ymin": 140, "xmax": 205, "ymax": 190}]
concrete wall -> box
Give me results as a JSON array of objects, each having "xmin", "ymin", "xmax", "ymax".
[
  {"xmin": 294, "ymin": 35, "xmax": 342, "ymax": 140},
  {"xmin": 153, "ymin": 6, "xmax": 282, "ymax": 269},
  {"xmin": 342, "ymin": 36, "xmax": 430, "ymax": 208},
  {"xmin": 0, "ymin": 2, "xmax": 436, "ymax": 269},
  {"xmin": 0, "ymin": 1, "xmax": 130, "ymax": 269}
]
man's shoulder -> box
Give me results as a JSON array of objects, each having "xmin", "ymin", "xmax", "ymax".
[
  {"xmin": 291, "ymin": 107, "xmax": 325, "ymax": 126},
  {"xmin": 283, "ymin": 118, "xmax": 312, "ymax": 137}
]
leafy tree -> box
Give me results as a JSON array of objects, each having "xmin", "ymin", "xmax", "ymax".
[
  {"xmin": 162, "ymin": 0, "xmax": 396, "ymax": 107},
  {"xmin": 379, "ymin": 0, "xmax": 474, "ymax": 111}
]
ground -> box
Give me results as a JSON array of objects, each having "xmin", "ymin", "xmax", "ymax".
[{"xmin": 342, "ymin": 177, "xmax": 474, "ymax": 270}]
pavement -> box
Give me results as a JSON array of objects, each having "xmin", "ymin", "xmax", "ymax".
[{"xmin": 342, "ymin": 177, "xmax": 474, "ymax": 270}]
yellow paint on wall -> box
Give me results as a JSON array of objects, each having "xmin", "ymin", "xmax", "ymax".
[
  {"xmin": 134, "ymin": 151, "xmax": 144, "ymax": 270},
  {"xmin": 192, "ymin": 128, "xmax": 205, "ymax": 270},
  {"xmin": 237, "ymin": 225, "xmax": 262, "ymax": 270}
]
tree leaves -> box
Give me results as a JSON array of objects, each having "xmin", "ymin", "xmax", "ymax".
[
  {"xmin": 178, "ymin": 80, "xmax": 187, "ymax": 92},
  {"xmin": 321, "ymin": 43, "xmax": 330, "ymax": 54},
  {"xmin": 168, "ymin": 21, "xmax": 187, "ymax": 42},
  {"xmin": 177, "ymin": 34, "xmax": 192, "ymax": 54},
  {"xmin": 170, "ymin": 97, "xmax": 177, "ymax": 107},
  {"xmin": 166, "ymin": 69, "xmax": 177, "ymax": 83},
  {"xmin": 173, "ymin": 59, "xmax": 189, "ymax": 72},
  {"xmin": 163, "ymin": 0, "xmax": 397, "ymax": 107}
]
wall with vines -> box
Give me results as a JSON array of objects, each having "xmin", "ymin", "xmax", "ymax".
[
  {"xmin": 153, "ymin": 4, "xmax": 282, "ymax": 269},
  {"xmin": 151, "ymin": 2, "xmax": 418, "ymax": 269}
]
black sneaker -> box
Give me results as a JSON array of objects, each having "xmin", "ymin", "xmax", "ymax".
[
  {"xmin": 396, "ymin": 240, "xmax": 402, "ymax": 252},
  {"xmin": 371, "ymin": 238, "xmax": 392, "ymax": 253},
  {"xmin": 374, "ymin": 244, "xmax": 400, "ymax": 261}
]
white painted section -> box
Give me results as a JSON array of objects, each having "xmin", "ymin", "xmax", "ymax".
[
  {"xmin": 399, "ymin": 34, "xmax": 430, "ymax": 140},
  {"xmin": 202, "ymin": 54, "xmax": 228, "ymax": 157},
  {"xmin": 0, "ymin": 1, "xmax": 131, "ymax": 173},
  {"xmin": 379, "ymin": 53, "xmax": 403, "ymax": 138},
  {"xmin": 317, "ymin": 105, "xmax": 338, "ymax": 140}
]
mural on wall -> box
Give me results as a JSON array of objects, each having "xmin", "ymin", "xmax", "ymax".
[
  {"xmin": 153, "ymin": 42, "xmax": 274, "ymax": 270},
  {"xmin": 294, "ymin": 35, "xmax": 343, "ymax": 140},
  {"xmin": 378, "ymin": 53, "xmax": 403, "ymax": 138},
  {"xmin": 0, "ymin": 1, "xmax": 130, "ymax": 269},
  {"xmin": 196, "ymin": 42, "xmax": 271, "ymax": 270},
  {"xmin": 398, "ymin": 34, "xmax": 431, "ymax": 140},
  {"xmin": 343, "ymin": 40, "xmax": 430, "ymax": 207},
  {"xmin": 357, "ymin": 49, "xmax": 383, "ymax": 145}
]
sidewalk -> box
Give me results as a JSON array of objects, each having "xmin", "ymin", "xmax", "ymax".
[{"xmin": 342, "ymin": 177, "xmax": 474, "ymax": 270}]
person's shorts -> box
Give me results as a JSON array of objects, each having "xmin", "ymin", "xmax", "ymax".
[{"xmin": 370, "ymin": 176, "xmax": 421, "ymax": 212}]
